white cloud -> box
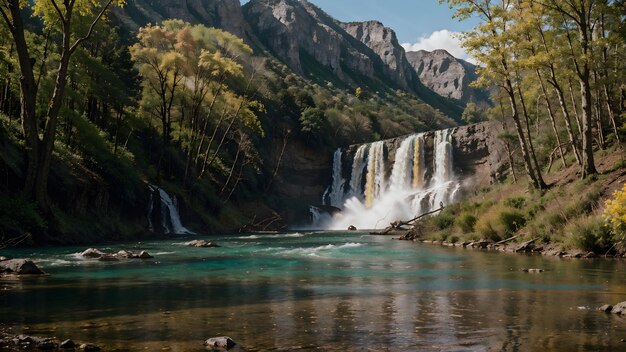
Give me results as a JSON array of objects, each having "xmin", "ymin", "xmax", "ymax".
[{"xmin": 401, "ymin": 29, "xmax": 476, "ymax": 64}]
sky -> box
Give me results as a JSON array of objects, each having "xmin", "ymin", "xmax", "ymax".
[{"xmin": 240, "ymin": 0, "xmax": 480, "ymax": 62}]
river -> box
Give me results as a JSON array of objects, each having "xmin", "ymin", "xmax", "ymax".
[{"xmin": 2, "ymin": 232, "xmax": 625, "ymax": 351}]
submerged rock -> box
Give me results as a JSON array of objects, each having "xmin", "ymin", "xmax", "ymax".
[
  {"xmin": 186, "ymin": 240, "xmax": 220, "ymax": 248},
  {"xmin": 521, "ymin": 268, "xmax": 544, "ymax": 273},
  {"xmin": 79, "ymin": 343, "xmax": 100, "ymax": 351},
  {"xmin": 0, "ymin": 259, "xmax": 45, "ymax": 275},
  {"xmin": 204, "ymin": 336, "xmax": 237, "ymax": 349},
  {"xmin": 97, "ymin": 255, "xmax": 119, "ymax": 262},
  {"xmin": 115, "ymin": 250, "xmax": 153, "ymax": 259}
]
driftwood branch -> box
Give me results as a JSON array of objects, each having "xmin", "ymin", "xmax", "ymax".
[{"xmin": 372, "ymin": 204, "xmax": 445, "ymax": 235}]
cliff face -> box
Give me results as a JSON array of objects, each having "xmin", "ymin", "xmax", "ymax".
[
  {"xmin": 406, "ymin": 49, "xmax": 490, "ymax": 106},
  {"xmin": 340, "ymin": 21, "xmax": 417, "ymax": 91},
  {"xmin": 243, "ymin": 0, "xmax": 376, "ymax": 80},
  {"xmin": 340, "ymin": 20, "xmax": 438, "ymax": 97},
  {"xmin": 243, "ymin": 0, "xmax": 462, "ymax": 117},
  {"xmin": 341, "ymin": 121, "xmax": 507, "ymax": 187},
  {"xmin": 112, "ymin": 0, "xmax": 251, "ymax": 41}
]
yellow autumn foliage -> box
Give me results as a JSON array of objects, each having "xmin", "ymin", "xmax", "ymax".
[{"xmin": 604, "ymin": 184, "xmax": 626, "ymax": 236}]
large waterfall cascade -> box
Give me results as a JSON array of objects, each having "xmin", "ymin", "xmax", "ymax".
[
  {"xmin": 318, "ymin": 128, "xmax": 460, "ymax": 230},
  {"xmin": 148, "ymin": 185, "xmax": 195, "ymax": 235}
]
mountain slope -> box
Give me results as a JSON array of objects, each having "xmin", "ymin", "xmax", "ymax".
[
  {"xmin": 406, "ymin": 49, "xmax": 490, "ymax": 106},
  {"xmin": 111, "ymin": 0, "xmax": 251, "ymax": 41},
  {"xmin": 243, "ymin": 0, "xmax": 463, "ymax": 118}
]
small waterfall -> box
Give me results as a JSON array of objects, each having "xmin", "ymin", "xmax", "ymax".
[
  {"xmin": 434, "ymin": 129, "xmax": 453, "ymax": 184},
  {"xmin": 326, "ymin": 148, "xmax": 346, "ymax": 207},
  {"xmin": 148, "ymin": 185, "xmax": 195, "ymax": 235},
  {"xmin": 412, "ymin": 135, "xmax": 425, "ymax": 189},
  {"xmin": 317, "ymin": 128, "xmax": 460, "ymax": 230},
  {"xmin": 364, "ymin": 141, "xmax": 385, "ymax": 208},
  {"xmin": 348, "ymin": 144, "xmax": 368, "ymax": 199},
  {"xmin": 390, "ymin": 135, "xmax": 419, "ymax": 190}
]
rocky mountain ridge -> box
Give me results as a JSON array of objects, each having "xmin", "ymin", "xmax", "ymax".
[
  {"xmin": 113, "ymin": 0, "xmax": 470, "ymax": 118},
  {"xmin": 406, "ymin": 49, "xmax": 490, "ymax": 106}
]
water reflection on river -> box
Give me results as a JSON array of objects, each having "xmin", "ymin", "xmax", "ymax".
[{"xmin": 1, "ymin": 232, "xmax": 626, "ymax": 351}]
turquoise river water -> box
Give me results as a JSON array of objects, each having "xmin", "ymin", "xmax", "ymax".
[{"xmin": 2, "ymin": 232, "xmax": 626, "ymax": 351}]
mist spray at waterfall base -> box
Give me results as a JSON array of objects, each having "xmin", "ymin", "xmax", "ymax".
[{"xmin": 315, "ymin": 129, "xmax": 460, "ymax": 230}]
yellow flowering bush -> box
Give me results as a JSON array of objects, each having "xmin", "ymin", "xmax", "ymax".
[{"xmin": 604, "ymin": 184, "xmax": 626, "ymax": 236}]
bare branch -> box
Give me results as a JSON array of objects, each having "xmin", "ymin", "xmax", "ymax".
[
  {"xmin": 69, "ymin": 0, "xmax": 114, "ymax": 54},
  {"xmin": 0, "ymin": 3, "xmax": 15, "ymax": 33},
  {"xmin": 50, "ymin": 0, "xmax": 66, "ymax": 23}
]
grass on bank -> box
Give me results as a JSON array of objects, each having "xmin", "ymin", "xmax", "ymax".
[{"xmin": 421, "ymin": 149, "xmax": 626, "ymax": 255}]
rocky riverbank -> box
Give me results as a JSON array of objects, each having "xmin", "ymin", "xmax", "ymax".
[{"xmin": 393, "ymin": 230, "xmax": 611, "ymax": 259}]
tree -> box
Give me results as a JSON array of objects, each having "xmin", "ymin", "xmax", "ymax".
[
  {"xmin": 299, "ymin": 107, "xmax": 327, "ymax": 134},
  {"xmin": 0, "ymin": 0, "xmax": 122, "ymax": 213},
  {"xmin": 461, "ymin": 102, "xmax": 486, "ymax": 124},
  {"xmin": 444, "ymin": 0, "xmax": 546, "ymax": 189}
]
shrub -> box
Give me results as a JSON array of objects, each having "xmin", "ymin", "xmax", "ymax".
[
  {"xmin": 476, "ymin": 219, "xmax": 500, "ymax": 242},
  {"xmin": 565, "ymin": 216, "xmax": 612, "ymax": 253},
  {"xmin": 432, "ymin": 211, "xmax": 455, "ymax": 230},
  {"xmin": 504, "ymin": 197, "xmax": 526, "ymax": 209},
  {"xmin": 0, "ymin": 195, "xmax": 46, "ymax": 234},
  {"xmin": 499, "ymin": 210, "xmax": 526, "ymax": 235},
  {"xmin": 456, "ymin": 212, "xmax": 477, "ymax": 233},
  {"xmin": 604, "ymin": 184, "xmax": 626, "ymax": 237}
]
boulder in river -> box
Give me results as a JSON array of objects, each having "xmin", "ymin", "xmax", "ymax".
[
  {"xmin": 598, "ymin": 304, "xmax": 613, "ymax": 313},
  {"xmin": 81, "ymin": 248, "xmax": 106, "ymax": 258},
  {"xmin": 59, "ymin": 339, "xmax": 76, "ymax": 349},
  {"xmin": 204, "ymin": 336, "xmax": 237, "ymax": 349},
  {"xmin": 186, "ymin": 240, "xmax": 220, "ymax": 248},
  {"xmin": 521, "ymin": 268, "xmax": 544, "ymax": 273},
  {"xmin": 611, "ymin": 301, "xmax": 626, "ymax": 315},
  {"xmin": 0, "ymin": 259, "xmax": 45, "ymax": 275},
  {"xmin": 79, "ymin": 343, "xmax": 100, "ymax": 351},
  {"xmin": 115, "ymin": 250, "xmax": 153, "ymax": 259}
]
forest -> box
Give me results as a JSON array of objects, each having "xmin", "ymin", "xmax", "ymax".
[{"xmin": 0, "ymin": 0, "xmax": 457, "ymax": 243}]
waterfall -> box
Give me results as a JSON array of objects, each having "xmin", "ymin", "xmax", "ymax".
[
  {"xmin": 348, "ymin": 144, "xmax": 368, "ymax": 199},
  {"xmin": 390, "ymin": 135, "xmax": 419, "ymax": 191},
  {"xmin": 412, "ymin": 135, "xmax": 424, "ymax": 189},
  {"xmin": 364, "ymin": 141, "xmax": 385, "ymax": 208},
  {"xmin": 434, "ymin": 129, "xmax": 453, "ymax": 184},
  {"xmin": 326, "ymin": 148, "xmax": 345, "ymax": 207},
  {"xmin": 316, "ymin": 128, "xmax": 460, "ymax": 230},
  {"xmin": 148, "ymin": 185, "xmax": 195, "ymax": 235}
]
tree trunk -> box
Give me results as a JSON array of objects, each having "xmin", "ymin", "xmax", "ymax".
[
  {"xmin": 536, "ymin": 70, "xmax": 566, "ymax": 168},
  {"xmin": 505, "ymin": 80, "xmax": 541, "ymax": 189},
  {"xmin": 516, "ymin": 78, "xmax": 547, "ymax": 188},
  {"xmin": 5, "ymin": 0, "xmax": 40, "ymax": 199},
  {"xmin": 578, "ymin": 23, "xmax": 598, "ymax": 177}
]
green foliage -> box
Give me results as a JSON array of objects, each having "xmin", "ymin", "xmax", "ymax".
[
  {"xmin": 498, "ymin": 210, "xmax": 526, "ymax": 235},
  {"xmin": 432, "ymin": 211, "xmax": 455, "ymax": 230},
  {"xmin": 504, "ymin": 197, "xmax": 526, "ymax": 209},
  {"xmin": 299, "ymin": 107, "xmax": 327, "ymax": 134},
  {"xmin": 0, "ymin": 195, "xmax": 46, "ymax": 234},
  {"xmin": 565, "ymin": 216, "xmax": 612, "ymax": 253},
  {"xmin": 461, "ymin": 102, "xmax": 486, "ymax": 124},
  {"xmin": 456, "ymin": 212, "xmax": 477, "ymax": 233}
]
